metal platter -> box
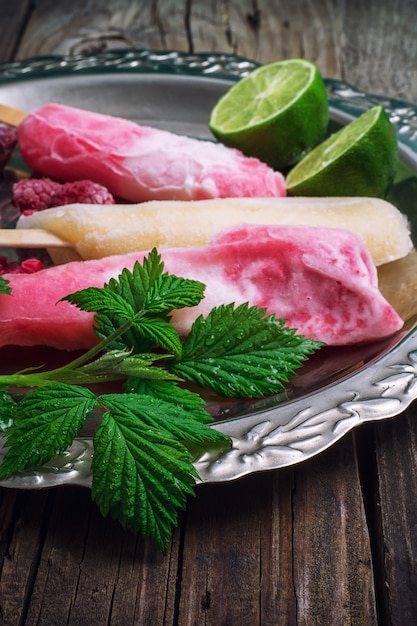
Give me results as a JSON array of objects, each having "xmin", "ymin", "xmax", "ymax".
[{"xmin": 1, "ymin": 49, "xmax": 417, "ymax": 488}]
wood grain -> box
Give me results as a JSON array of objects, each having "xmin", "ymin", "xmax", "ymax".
[
  {"xmin": 7, "ymin": 0, "xmax": 417, "ymax": 102},
  {"xmin": 374, "ymin": 411, "xmax": 417, "ymax": 626},
  {"xmin": 0, "ymin": 229, "xmax": 69, "ymax": 249},
  {"xmin": 0, "ymin": 104, "xmax": 27, "ymax": 127},
  {"xmin": 0, "ymin": 439, "xmax": 376, "ymax": 625},
  {"xmin": 0, "ymin": 487, "xmax": 181, "ymax": 625},
  {"xmin": 14, "ymin": 0, "xmax": 191, "ymax": 58},
  {"xmin": 178, "ymin": 471, "xmax": 296, "ymax": 624},
  {"xmin": 0, "ymin": 489, "xmax": 52, "ymax": 625},
  {"xmin": 0, "ymin": 0, "xmax": 32, "ymax": 62},
  {"xmin": 293, "ymin": 435, "xmax": 377, "ymax": 625}
]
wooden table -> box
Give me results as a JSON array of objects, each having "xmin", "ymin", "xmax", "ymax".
[{"xmin": 1, "ymin": 2, "xmax": 417, "ymax": 624}]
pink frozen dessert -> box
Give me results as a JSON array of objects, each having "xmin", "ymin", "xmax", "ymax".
[
  {"xmin": 0, "ymin": 224, "xmax": 403, "ymax": 350},
  {"xmin": 17, "ymin": 103, "xmax": 287, "ymax": 202}
]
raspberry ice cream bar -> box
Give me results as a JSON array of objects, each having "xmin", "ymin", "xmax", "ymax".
[
  {"xmin": 17, "ymin": 103, "xmax": 287, "ymax": 202},
  {"xmin": 0, "ymin": 224, "xmax": 403, "ymax": 350},
  {"xmin": 16, "ymin": 196, "xmax": 412, "ymax": 266}
]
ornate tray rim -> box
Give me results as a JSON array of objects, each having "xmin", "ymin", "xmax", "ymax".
[{"xmin": 1, "ymin": 48, "xmax": 417, "ymax": 489}]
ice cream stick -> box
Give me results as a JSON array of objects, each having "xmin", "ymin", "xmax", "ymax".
[
  {"xmin": 0, "ymin": 104, "xmax": 27, "ymax": 127},
  {"xmin": 0, "ymin": 229, "xmax": 69, "ymax": 248}
]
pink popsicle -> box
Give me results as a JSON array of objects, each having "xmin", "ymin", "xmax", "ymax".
[
  {"xmin": 0, "ymin": 225, "xmax": 403, "ymax": 350},
  {"xmin": 17, "ymin": 103, "xmax": 287, "ymax": 202}
]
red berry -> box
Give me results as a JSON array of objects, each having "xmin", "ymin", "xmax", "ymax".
[
  {"xmin": 0, "ymin": 256, "xmax": 44, "ymax": 275},
  {"xmin": 49, "ymin": 180, "xmax": 115, "ymax": 206},
  {"xmin": 0, "ymin": 124, "xmax": 17, "ymax": 173},
  {"xmin": 12, "ymin": 177, "xmax": 114, "ymax": 214},
  {"xmin": 12, "ymin": 178, "xmax": 61, "ymax": 213},
  {"xmin": 0, "ymin": 256, "xmax": 12, "ymax": 275},
  {"xmin": 20, "ymin": 258, "xmax": 44, "ymax": 273}
]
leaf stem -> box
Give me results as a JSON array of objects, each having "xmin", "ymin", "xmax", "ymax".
[
  {"xmin": 50, "ymin": 317, "xmax": 136, "ymax": 373},
  {"xmin": 0, "ymin": 318, "xmax": 138, "ymax": 390}
]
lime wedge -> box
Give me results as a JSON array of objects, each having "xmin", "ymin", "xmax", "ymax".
[
  {"xmin": 208, "ymin": 59, "xmax": 329, "ymax": 169},
  {"xmin": 286, "ymin": 105, "xmax": 398, "ymax": 198}
]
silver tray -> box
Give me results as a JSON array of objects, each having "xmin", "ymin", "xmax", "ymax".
[{"xmin": 1, "ymin": 49, "xmax": 417, "ymax": 489}]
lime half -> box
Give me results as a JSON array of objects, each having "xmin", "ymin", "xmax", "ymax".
[
  {"xmin": 208, "ymin": 59, "xmax": 329, "ymax": 169},
  {"xmin": 286, "ymin": 105, "xmax": 398, "ymax": 198}
]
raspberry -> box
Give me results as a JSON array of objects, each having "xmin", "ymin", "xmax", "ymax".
[
  {"xmin": 0, "ymin": 256, "xmax": 44, "ymax": 275},
  {"xmin": 12, "ymin": 178, "xmax": 61, "ymax": 213},
  {"xmin": 49, "ymin": 180, "xmax": 115, "ymax": 206},
  {"xmin": 12, "ymin": 177, "xmax": 114, "ymax": 214},
  {"xmin": 0, "ymin": 124, "xmax": 17, "ymax": 173},
  {"xmin": 19, "ymin": 258, "xmax": 44, "ymax": 273}
]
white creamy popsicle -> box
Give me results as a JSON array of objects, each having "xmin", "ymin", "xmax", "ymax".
[{"xmin": 17, "ymin": 103, "xmax": 287, "ymax": 202}]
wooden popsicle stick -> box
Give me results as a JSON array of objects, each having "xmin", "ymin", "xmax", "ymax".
[
  {"xmin": 0, "ymin": 229, "xmax": 70, "ymax": 248},
  {"xmin": 0, "ymin": 104, "xmax": 28, "ymax": 127}
]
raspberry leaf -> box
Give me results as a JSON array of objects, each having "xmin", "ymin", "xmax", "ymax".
[
  {"xmin": 99, "ymin": 393, "xmax": 227, "ymax": 441},
  {"xmin": 144, "ymin": 272, "xmax": 205, "ymax": 313},
  {"xmin": 92, "ymin": 400, "xmax": 201, "ymax": 553},
  {"xmin": 0, "ymin": 391, "xmax": 15, "ymax": 430},
  {"xmin": 0, "ymin": 276, "xmax": 11, "ymax": 295},
  {"xmin": 124, "ymin": 378, "xmax": 209, "ymax": 419},
  {"xmin": 63, "ymin": 287, "xmax": 136, "ymax": 319},
  {"xmin": 0, "ymin": 384, "xmax": 97, "ymax": 478},
  {"xmin": 169, "ymin": 303, "xmax": 322, "ymax": 397}
]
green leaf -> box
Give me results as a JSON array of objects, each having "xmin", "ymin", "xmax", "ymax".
[
  {"xmin": 0, "ymin": 391, "xmax": 15, "ymax": 429},
  {"xmin": 125, "ymin": 250, "xmax": 165, "ymax": 305},
  {"xmin": 78, "ymin": 350, "xmax": 181, "ymax": 381},
  {"xmin": 145, "ymin": 273, "xmax": 205, "ymax": 313},
  {"xmin": 124, "ymin": 379, "xmax": 209, "ymax": 419},
  {"xmin": 94, "ymin": 312, "xmax": 151, "ymax": 353},
  {"xmin": 106, "ymin": 251, "xmax": 165, "ymax": 311},
  {"xmin": 92, "ymin": 407, "xmax": 198, "ymax": 552},
  {"xmin": 132, "ymin": 316, "xmax": 183, "ymax": 356},
  {"xmin": 169, "ymin": 303, "xmax": 323, "ymax": 397},
  {"xmin": 0, "ymin": 276, "xmax": 11, "ymax": 295},
  {"xmin": 61, "ymin": 251, "xmax": 165, "ymax": 352},
  {"xmin": 62, "ymin": 287, "xmax": 136, "ymax": 320},
  {"xmin": 99, "ymin": 393, "xmax": 226, "ymax": 442},
  {"xmin": 95, "ymin": 257, "xmax": 173, "ymax": 352},
  {"xmin": 63, "ymin": 253, "xmax": 204, "ymax": 357},
  {"xmin": 0, "ymin": 384, "xmax": 97, "ymax": 478}
]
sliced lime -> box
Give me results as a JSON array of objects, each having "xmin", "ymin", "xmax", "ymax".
[
  {"xmin": 209, "ymin": 58, "xmax": 329, "ymax": 169},
  {"xmin": 286, "ymin": 105, "xmax": 398, "ymax": 198}
]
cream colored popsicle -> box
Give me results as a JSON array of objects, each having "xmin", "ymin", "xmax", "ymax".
[{"xmin": 16, "ymin": 196, "xmax": 412, "ymax": 266}]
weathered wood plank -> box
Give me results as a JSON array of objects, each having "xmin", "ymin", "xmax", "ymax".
[
  {"xmin": 14, "ymin": 0, "xmax": 190, "ymax": 59},
  {"xmin": 0, "ymin": 489, "xmax": 52, "ymax": 625},
  {"xmin": 0, "ymin": 0, "xmax": 32, "ymax": 62},
  {"xmin": 336, "ymin": 0, "xmax": 417, "ymax": 100},
  {"xmin": 373, "ymin": 409, "xmax": 417, "ymax": 626},
  {"xmin": 177, "ymin": 470, "xmax": 296, "ymax": 625},
  {"xmin": 18, "ymin": 487, "xmax": 179, "ymax": 625},
  {"xmin": 187, "ymin": 0, "xmax": 343, "ymax": 79},
  {"xmin": 0, "ymin": 440, "xmax": 376, "ymax": 626},
  {"xmin": 292, "ymin": 434, "xmax": 377, "ymax": 625},
  {"xmin": 0, "ymin": 442, "xmax": 377, "ymax": 626},
  {"xmin": 176, "ymin": 435, "xmax": 375, "ymax": 625},
  {"xmin": 11, "ymin": 0, "xmax": 417, "ymax": 101}
]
